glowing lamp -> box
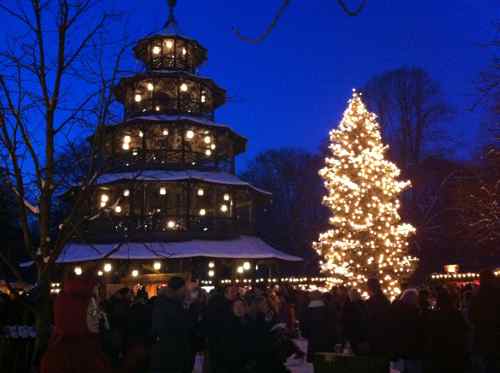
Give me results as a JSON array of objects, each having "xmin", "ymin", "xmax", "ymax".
[
  {"xmin": 204, "ymin": 136, "xmax": 211, "ymax": 144},
  {"xmin": 153, "ymin": 261, "xmax": 162, "ymax": 271},
  {"xmin": 134, "ymin": 94, "xmax": 142, "ymax": 103},
  {"xmin": 74, "ymin": 266, "xmax": 83, "ymax": 276},
  {"xmin": 97, "ymin": 270, "xmax": 103, "ymax": 277},
  {"xmin": 159, "ymin": 187, "xmax": 167, "ymax": 196},
  {"xmin": 162, "ymin": 129, "xmax": 169, "ymax": 136},
  {"xmin": 152, "ymin": 46, "xmax": 161, "ymax": 55},
  {"xmin": 220, "ymin": 204, "xmax": 228, "ymax": 213},
  {"xmin": 236, "ymin": 266, "xmax": 244, "ymax": 274},
  {"xmin": 197, "ymin": 188, "xmax": 205, "ymax": 196},
  {"xmin": 186, "ymin": 130, "xmax": 195, "ymax": 140},
  {"xmin": 165, "ymin": 39, "xmax": 173, "ymax": 49},
  {"xmin": 208, "ymin": 261, "xmax": 215, "ymax": 268},
  {"xmin": 180, "ymin": 83, "xmax": 188, "ymax": 92},
  {"xmin": 115, "ymin": 206, "xmax": 122, "ymax": 214},
  {"xmin": 123, "ymin": 189, "xmax": 130, "ymax": 197},
  {"xmin": 103, "ymin": 263, "xmax": 112, "ymax": 273},
  {"xmin": 199, "ymin": 208, "xmax": 206, "ymax": 216},
  {"xmin": 223, "ymin": 194, "xmax": 230, "ymax": 201},
  {"xmin": 205, "ymin": 149, "xmax": 212, "ymax": 156},
  {"xmin": 208, "ymin": 270, "xmax": 215, "ymax": 277},
  {"xmin": 131, "ymin": 269, "xmax": 139, "ymax": 278},
  {"xmin": 167, "ymin": 220, "xmax": 176, "ymax": 229},
  {"xmin": 243, "ymin": 262, "xmax": 251, "ymax": 271}
]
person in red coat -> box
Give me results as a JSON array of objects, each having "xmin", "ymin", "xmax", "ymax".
[{"xmin": 41, "ymin": 274, "xmax": 112, "ymax": 373}]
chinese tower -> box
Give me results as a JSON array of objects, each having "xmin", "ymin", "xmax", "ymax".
[{"xmin": 59, "ymin": 0, "xmax": 300, "ymax": 288}]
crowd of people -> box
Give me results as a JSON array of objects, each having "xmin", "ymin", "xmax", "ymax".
[{"xmin": 2, "ymin": 269, "xmax": 499, "ymax": 373}]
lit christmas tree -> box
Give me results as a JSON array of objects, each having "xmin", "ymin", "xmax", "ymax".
[{"xmin": 314, "ymin": 90, "xmax": 417, "ymax": 299}]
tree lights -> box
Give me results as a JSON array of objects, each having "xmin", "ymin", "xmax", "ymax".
[{"xmin": 313, "ymin": 91, "xmax": 417, "ymax": 299}]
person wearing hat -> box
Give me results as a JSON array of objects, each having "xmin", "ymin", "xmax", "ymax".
[{"xmin": 150, "ymin": 276, "xmax": 192, "ymax": 373}]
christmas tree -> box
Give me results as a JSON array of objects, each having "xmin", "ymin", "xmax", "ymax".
[{"xmin": 314, "ymin": 91, "xmax": 417, "ymax": 299}]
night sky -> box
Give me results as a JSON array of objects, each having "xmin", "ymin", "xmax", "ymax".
[{"xmin": 2, "ymin": 0, "xmax": 498, "ymax": 166}]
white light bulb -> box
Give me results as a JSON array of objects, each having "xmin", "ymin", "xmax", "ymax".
[
  {"xmin": 123, "ymin": 189, "xmax": 130, "ymax": 197},
  {"xmin": 159, "ymin": 187, "xmax": 167, "ymax": 196},
  {"xmin": 204, "ymin": 136, "xmax": 211, "ymax": 144},
  {"xmin": 167, "ymin": 220, "xmax": 176, "ymax": 229},
  {"xmin": 152, "ymin": 46, "xmax": 161, "ymax": 55},
  {"xmin": 199, "ymin": 208, "xmax": 206, "ymax": 216},
  {"xmin": 153, "ymin": 261, "xmax": 162, "ymax": 270},
  {"xmin": 223, "ymin": 194, "xmax": 230, "ymax": 201},
  {"xmin": 104, "ymin": 263, "xmax": 112, "ymax": 273},
  {"xmin": 243, "ymin": 262, "xmax": 251, "ymax": 271},
  {"xmin": 186, "ymin": 130, "xmax": 195, "ymax": 139},
  {"xmin": 180, "ymin": 83, "xmax": 188, "ymax": 92},
  {"xmin": 162, "ymin": 129, "xmax": 169, "ymax": 136},
  {"xmin": 155, "ymin": 105, "xmax": 161, "ymax": 111},
  {"xmin": 131, "ymin": 269, "xmax": 139, "ymax": 278},
  {"xmin": 165, "ymin": 39, "xmax": 173, "ymax": 49},
  {"xmin": 74, "ymin": 266, "xmax": 83, "ymax": 276},
  {"xmin": 237, "ymin": 266, "xmax": 244, "ymax": 274},
  {"xmin": 220, "ymin": 204, "xmax": 228, "ymax": 213},
  {"xmin": 147, "ymin": 83, "xmax": 154, "ymax": 91},
  {"xmin": 97, "ymin": 270, "xmax": 103, "ymax": 277},
  {"xmin": 134, "ymin": 94, "xmax": 142, "ymax": 103},
  {"xmin": 100, "ymin": 194, "xmax": 109, "ymax": 203},
  {"xmin": 123, "ymin": 135, "xmax": 131, "ymax": 143},
  {"xmin": 210, "ymin": 144, "xmax": 216, "ymax": 150},
  {"xmin": 205, "ymin": 149, "xmax": 212, "ymax": 156},
  {"xmin": 115, "ymin": 206, "xmax": 122, "ymax": 214},
  {"xmin": 197, "ymin": 188, "xmax": 205, "ymax": 196},
  {"xmin": 208, "ymin": 270, "xmax": 215, "ymax": 277},
  {"xmin": 208, "ymin": 261, "xmax": 215, "ymax": 268},
  {"xmin": 182, "ymin": 47, "xmax": 187, "ymax": 55}
]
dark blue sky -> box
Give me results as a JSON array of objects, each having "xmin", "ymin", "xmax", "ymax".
[{"xmin": 2, "ymin": 0, "xmax": 498, "ymax": 166}]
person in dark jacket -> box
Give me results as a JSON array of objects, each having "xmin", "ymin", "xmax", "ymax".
[
  {"xmin": 150, "ymin": 277, "xmax": 192, "ymax": 373},
  {"xmin": 301, "ymin": 291, "xmax": 338, "ymax": 362},
  {"xmin": 390, "ymin": 288, "xmax": 422, "ymax": 373},
  {"xmin": 203, "ymin": 285, "xmax": 237, "ymax": 373},
  {"xmin": 427, "ymin": 288, "xmax": 468, "ymax": 373},
  {"xmin": 469, "ymin": 270, "xmax": 500, "ymax": 373},
  {"xmin": 341, "ymin": 288, "xmax": 368, "ymax": 354},
  {"xmin": 365, "ymin": 278, "xmax": 391, "ymax": 355}
]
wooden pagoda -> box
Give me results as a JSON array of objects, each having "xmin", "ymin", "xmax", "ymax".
[{"xmin": 58, "ymin": 1, "xmax": 301, "ymax": 290}]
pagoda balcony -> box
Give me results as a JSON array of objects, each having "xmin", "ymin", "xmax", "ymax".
[{"xmin": 80, "ymin": 214, "xmax": 255, "ymax": 243}]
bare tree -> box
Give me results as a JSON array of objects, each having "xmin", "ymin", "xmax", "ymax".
[
  {"xmin": 233, "ymin": 0, "xmax": 368, "ymax": 44},
  {"xmin": 0, "ymin": 0, "xmax": 127, "ymax": 358}
]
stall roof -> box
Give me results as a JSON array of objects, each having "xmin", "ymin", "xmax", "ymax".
[{"xmin": 56, "ymin": 236, "xmax": 302, "ymax": 263}]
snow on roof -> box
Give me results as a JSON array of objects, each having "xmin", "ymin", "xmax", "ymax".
[
  {"xmin": 122, "ymin": 115, "xmax": 247, "ymax": 140},
  {"xmin": 95, "ymin": 170, "xmax": 271, "ymax": 195},
  {"xmin": 56, "ymin": 236, "xmax": 302, "ymax": 263}
]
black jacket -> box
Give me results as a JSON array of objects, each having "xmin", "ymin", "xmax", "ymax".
[{"xmin": 150, "ymin": 295, "xmax": 192, "ymax": 373}]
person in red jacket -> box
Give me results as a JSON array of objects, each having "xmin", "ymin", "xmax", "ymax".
[{"xmin": 41, "ymin": 274, "xmax": 112, "ymax": 373}]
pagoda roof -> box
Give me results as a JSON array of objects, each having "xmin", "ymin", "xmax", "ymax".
[
  {"xmin": 94, "ymin": 170, "xmax": 271, "ymax": 195},
  {"xmin": 56, "ymin": 236, "xmax": 302, "ymax": 262},
  {"xmin": 114, "ymin": 70, "xmax": 226, "ymax": 107}
]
